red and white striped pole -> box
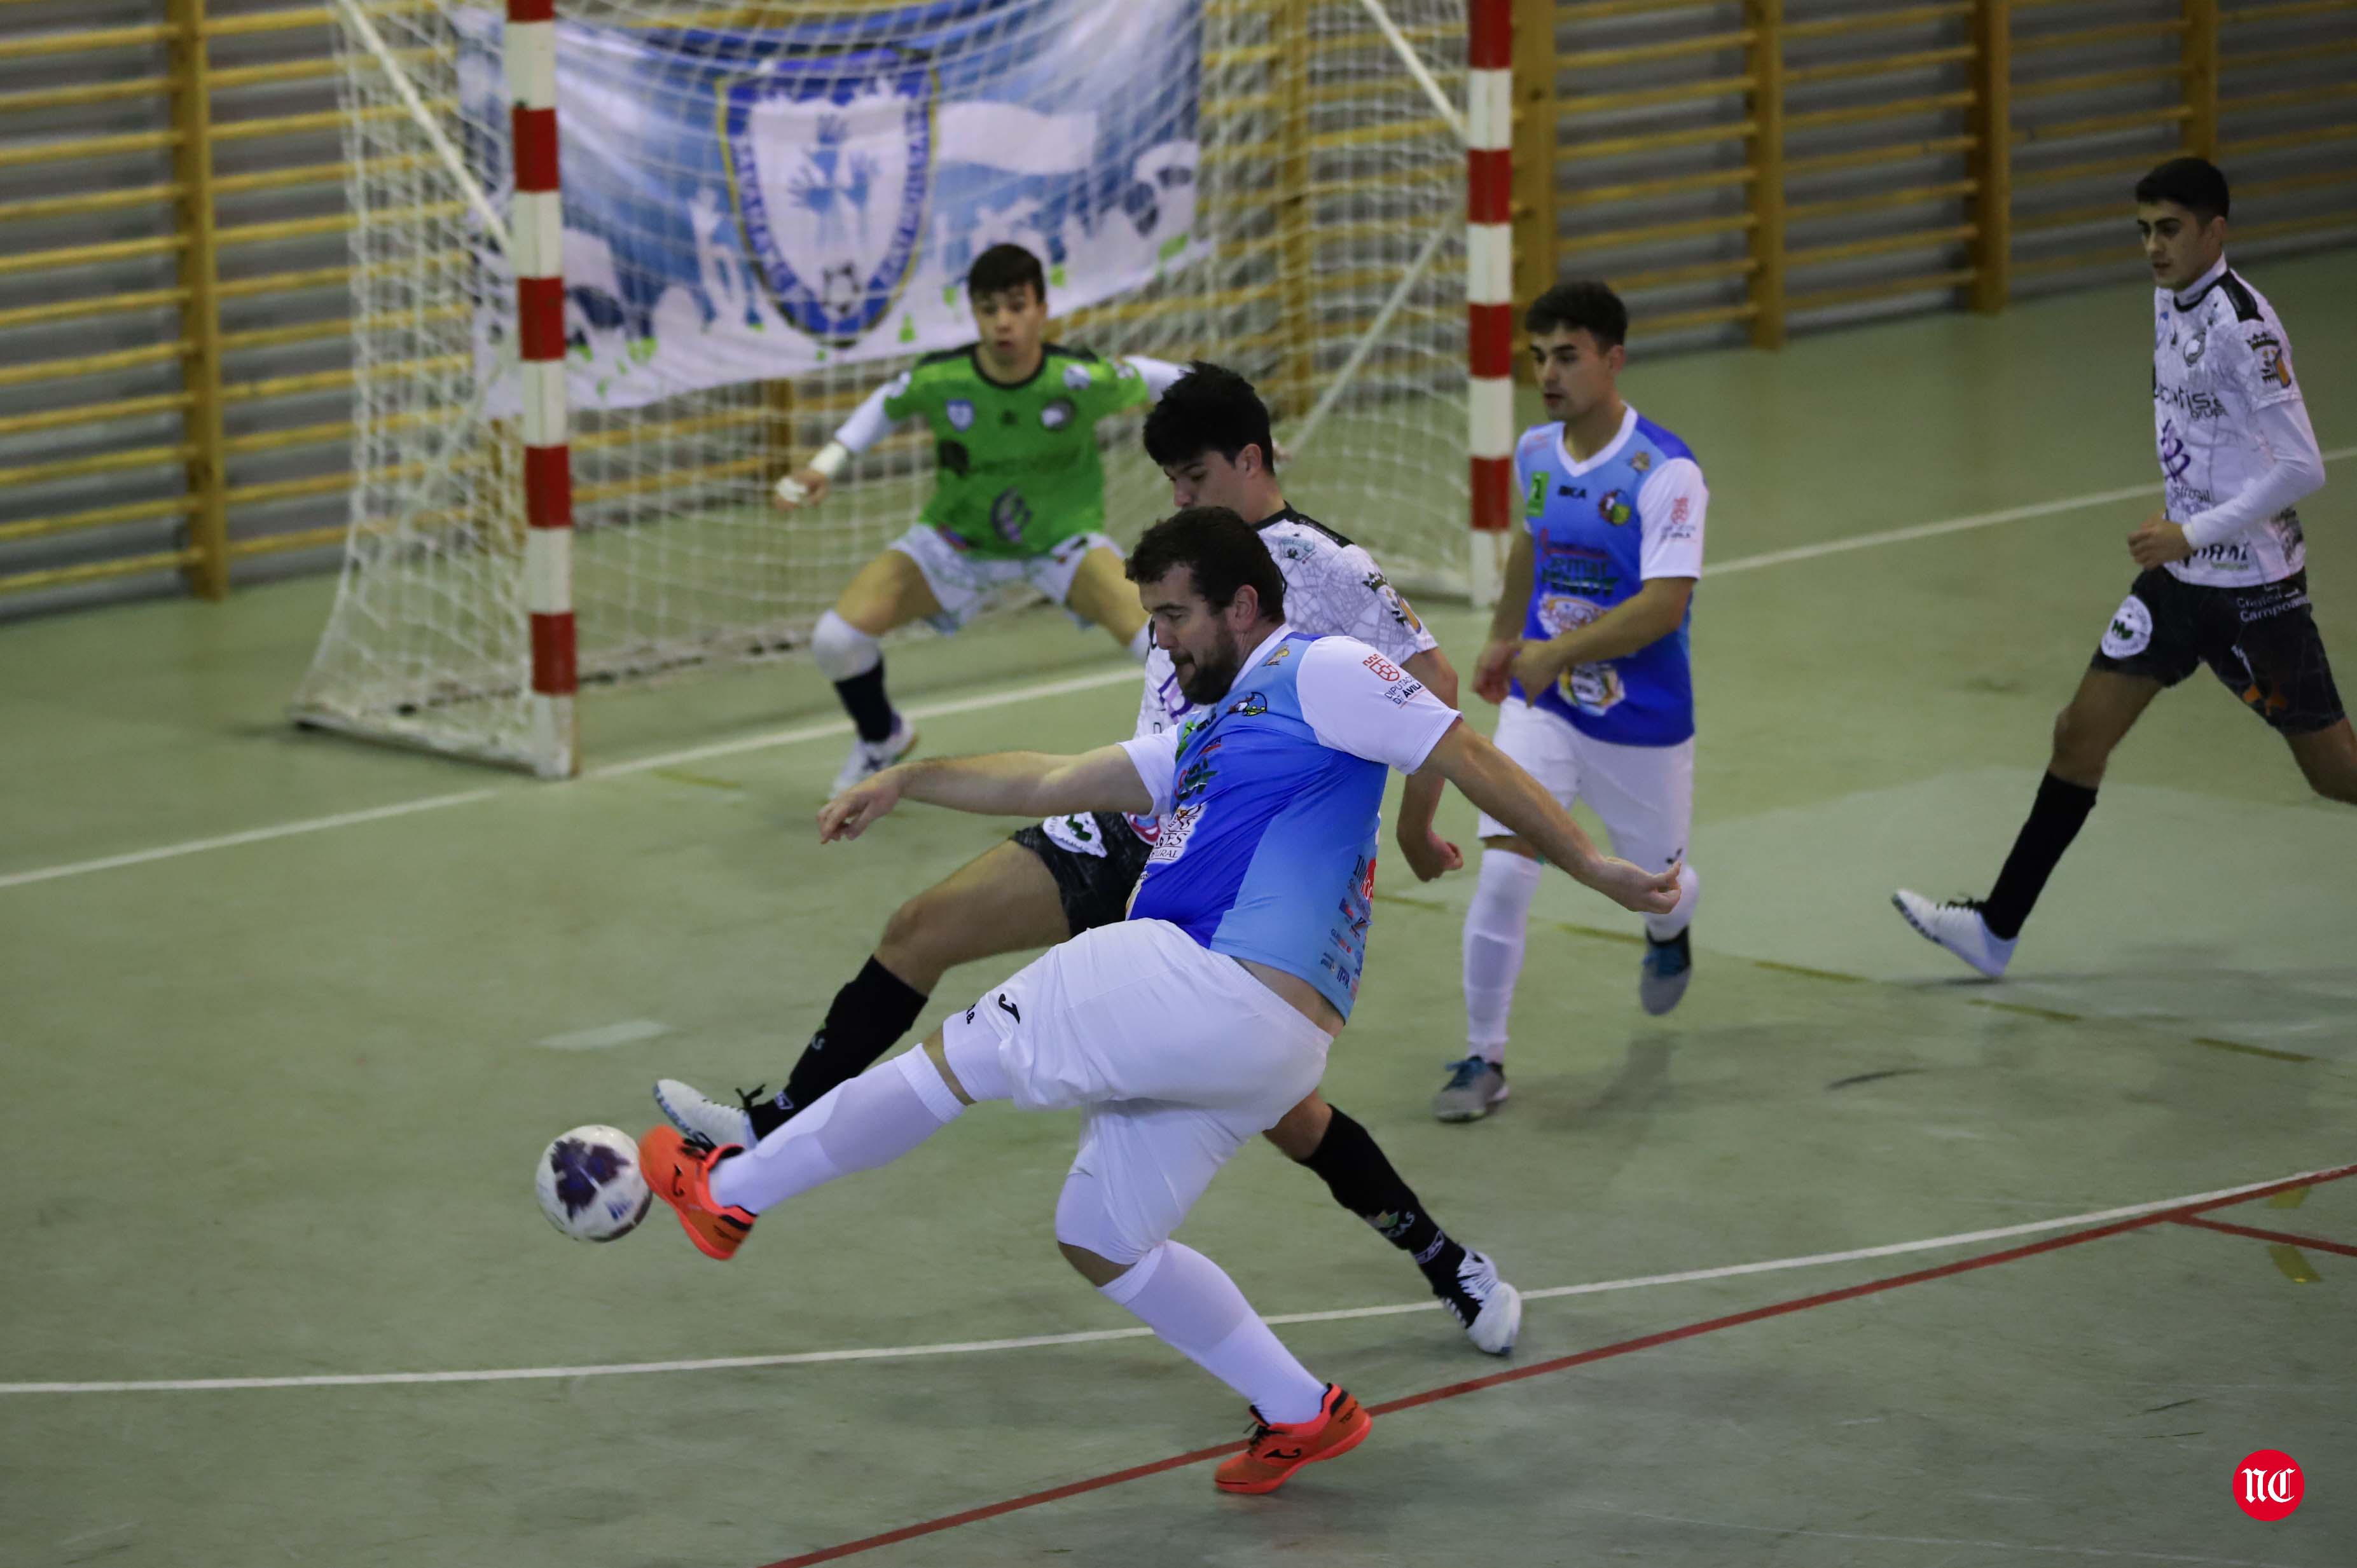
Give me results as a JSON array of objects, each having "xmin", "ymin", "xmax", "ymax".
[
  {"xmin": 1466, "ymin": 0, "xmax": 1515, "ymax": 607},
  {"xmin": 507, "ymin": 0, "xmax": 577, "ymax": 777}
]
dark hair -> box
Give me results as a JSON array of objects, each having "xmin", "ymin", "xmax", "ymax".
[
  {"xmin": 1524, "ymin": 279, "xmax": 1628, "ymax": 348},
  {"xmin": 1142, "ymin": 361, "xmax": 1276, "ymax": 471},
  {"xmin": 967, "ymin": 243, "xmax": 1046, "ymax": 303},
  {"xmin": 1126, "ymin": 505, "xmax": 1286, "ymax": 621},
  {"xmin": 2134, "ymin": 157, "xmax": 2230, "ymax": 223}
]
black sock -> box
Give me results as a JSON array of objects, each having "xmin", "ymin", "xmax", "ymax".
[
  {"xmin": 750, "ymin": 956, "xmax": 930, "ymax": 1138},
  {"xmin": 1980, "ymin": 771, "xmax": 2098, "ymax": 940},
  {"xmin": 1296, "ymin": 1108, "xmax": 1466, "ymax": 1287},
  {"xmin": 833, "ymin": 663, "xmax": 897, "ymax": 745}
]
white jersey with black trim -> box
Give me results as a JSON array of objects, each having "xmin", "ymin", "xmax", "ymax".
[
  {"xmin": 2153, "ymin": 257, "xmax": 2325, "ymax": 588},
  {"xmin": 1132, "ymin": 505, "xmax": 1441, "ymax": 744}
]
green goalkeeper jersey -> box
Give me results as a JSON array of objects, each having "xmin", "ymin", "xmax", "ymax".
[{"xmin": 881, "ymin": 345, "xmax": 1151, "ymax": 560}]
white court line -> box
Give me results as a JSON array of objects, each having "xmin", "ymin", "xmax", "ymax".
[
  {"xmin": 0, "ymin": 666, "xmax": 1140, "ymax": 893},
  {"xmin": 5, "ymin": 450, "xmax": 2349, "ymax": 896},
  {"xmin": 3, "ymin": 1160, "xmax": 2335, "ymax": 1396}
]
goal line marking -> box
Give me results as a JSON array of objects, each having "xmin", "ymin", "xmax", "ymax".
[{"xmin": 4, "ymin": 447, "xmax": 2347, "ymax": 895}]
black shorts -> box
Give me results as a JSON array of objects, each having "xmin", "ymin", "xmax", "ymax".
[
  {"xmin": 2090, "ymin": 567, "xmax": 2344, "ymax": 734},
  {"xmin": 1009, "ymin": 810, "xmax": 1156, "ymax": 936}
]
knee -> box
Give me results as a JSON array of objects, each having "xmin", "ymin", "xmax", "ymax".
[
  {"xmin": 2049, "ymin": 701, "xmax": 2108, "ymax": 774},
  {"xmin": 812, "ymin": 609, "xmax": 882, "ymax": 682},
  {"xmin": 1263, "ymin": 1096, "xmax": 1330, "ymax": 1162},
  {"xmin": 1058, "ymin": 1240, "xmax": 1130, "ymax": 1288}
]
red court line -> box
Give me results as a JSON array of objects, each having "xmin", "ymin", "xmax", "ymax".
[
  {"xmin": 2170, "ymin": 1213, "xmax": 2357, "ymax": 1259},
  {"xmin": 756, "ymin": 1164, "xmax": 2355, "ymax": 1568}
]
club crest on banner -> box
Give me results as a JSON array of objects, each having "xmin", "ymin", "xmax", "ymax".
[{"xmin": 724, "ymin": 55, "xmax": 934, "ymax": 347}]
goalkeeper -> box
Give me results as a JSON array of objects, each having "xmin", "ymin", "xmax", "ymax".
[{"xmin": 779, "ymin": 242, "xmax": 1184, "ymax": 793}]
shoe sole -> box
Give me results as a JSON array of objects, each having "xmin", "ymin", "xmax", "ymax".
[
  {"xmin": 1638, "ymin": 966, "xmax": 1691, "ymax": 1016},
  {"xmin": 1889, "ymin": 893, "xmax": 2007, "ymax": 979},
  {"xmin": 1432, "ymin": 1081, "xmax": 1510, "ymax": 1123},
  {"xmin": 1214, "ymin": 1413, "xmax": 1374, "ymax": 1494}
]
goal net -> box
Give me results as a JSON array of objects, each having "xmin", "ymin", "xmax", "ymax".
[{"xmin": 294, "ymin": 0, "xmax": 1469, "ymax": 776}]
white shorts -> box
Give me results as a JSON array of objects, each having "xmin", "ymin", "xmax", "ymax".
[
  {"xmin": 1475, "ymin": 699, "xmax": 1694, "ymax": 873},
  {"xmin": 941, "ymin": 919, "xmax": 1332, "ymax": 1262},
  {"xmin": 888, "ymin": 524, "xmax": 1118, "ymax": 632}
]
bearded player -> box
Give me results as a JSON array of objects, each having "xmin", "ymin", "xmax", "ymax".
[{"xmin": 660, "ymin": 364, "xmax": 1526, "ymax": 1352}]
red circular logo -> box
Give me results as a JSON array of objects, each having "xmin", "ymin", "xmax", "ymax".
[{"xmin": 2234, "ymin": 1450, "xmax": 2304, "ymax": 1520}]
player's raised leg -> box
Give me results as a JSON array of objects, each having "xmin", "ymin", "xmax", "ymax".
[
  {"xmin": 654, "ymin": 836, "xmax": 1069, "ymax": 1148},
  {"xmin": 1265, "ymin": 1092, "xmax": 1521, "ymax": 1352},
  {"xmin": 1896, "ymin": 666, "xmax": 2160, "ymax": 979}
]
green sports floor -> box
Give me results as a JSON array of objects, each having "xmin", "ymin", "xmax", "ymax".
[{"xmin": 4, "ymin": 254, "xmax": 2353, "ymax": 1568}]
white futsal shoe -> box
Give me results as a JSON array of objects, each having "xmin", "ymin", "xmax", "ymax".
[
  {"xmin": 831, "ymin": 716, "xmax": 918, "ymax": 796},
  {"xmin": 1442, "ymin": 1251, "xmax": 1523, "ymax": 1355},
  {"xmin": 653, "ymin": 1078, "xmax": 758, "ymax": 1150},
  {"xmin": 1891, "ymin": 890, "xmax": 2017, "ymax": 979}
]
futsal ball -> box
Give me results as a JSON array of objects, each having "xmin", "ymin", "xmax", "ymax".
[{"xmin": 536, "ymin": 1125, "xmax": 652, "ymax": 1242}]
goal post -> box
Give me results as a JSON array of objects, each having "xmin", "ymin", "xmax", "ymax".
[{"xmin": 294, "ymin": 0, "xmax": 1481, "ymax": 777}]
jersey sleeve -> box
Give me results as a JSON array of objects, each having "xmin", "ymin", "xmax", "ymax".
[
  {"xmin": 837, "ymin": 374, "xmax": 909, "ymax": 453},
  {"xmin": 1119, "ymin": 729, "xmax": 1180, "ymax": 816},
  {"xmin": 1635, "ymin": 457, "xmax": 1706, "ymax": 580},
  {"xmin": 2229, "ymin": 310, "xmax": 2305, "ymax": 415},
  {"xmin": 2181, "ymin": 395, "xmax": 2329, "ymax": 550},
  {"xmin": 1294, "ymin": 637, "xmax": 1461, "ymax": 772},
  {"xmin": 1063, "ymin": 354, "xmax": 1152, "ymax": 420},
  {"xmin": 1302, "ymin": 540, "xmax": 1440, "ymax": 663},
  {"xmin": 1122, "ymin": 355, "xmax": 1189, "ymax": 401}
]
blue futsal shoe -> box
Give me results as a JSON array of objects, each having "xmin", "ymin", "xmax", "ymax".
[{"xmin": 1639, "ymin": 928, "xmax": 1693, "ymax": 1016}]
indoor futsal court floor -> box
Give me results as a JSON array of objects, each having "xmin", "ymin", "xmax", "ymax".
[{"xmin": 4, "ymin": 254, "xmax": 2353, "ymax": 1567}]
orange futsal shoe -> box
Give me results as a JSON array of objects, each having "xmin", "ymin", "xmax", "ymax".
[
  {"xmin": 638, "ymin": 1125, "xmax": 756, "ymax": 1261},
  {"xmin": 1213, "ymin": 1384, "xmax": 1372, "ymax": 1495}
]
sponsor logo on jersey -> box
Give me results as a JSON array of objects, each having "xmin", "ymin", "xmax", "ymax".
[
  {"xmin": 1262, "ymin": 645, "xmax": 1292, "ymax": 666},
  {"xmin": 1147, "ymin": 802, "xmax": 1204, "ymax": 864},
  {"xmin": 1631, "ymin": 450, "xmax": 1652, "ymax": 472},
  {"xmin": 1598, "ymin": 489, "xmax": 1633, "ymax": 526},
  {"xmin": 1227, "ymin": 692, "xmax": 1269, "ymax": 717},
  {"xmin": 1362, "ymin": 652, "xmax": 1403, "ymax": 682},
  {"xmin": 1063, "ymin": 362, "xmax": 1095, "ymax": 392},
  {"xmin": 1525, "ymin": 472, "xmax": 1547, "ymax": 517},
  {"xmin": 946, "ymin": 397, "xmax": 975, "ymax": 430},
  {"xmin": 2183, "ymin": 330, "xmax": 2207, "ymax": 365},
  {"xmin": 937, "ymin": 439, "xmax": 971, "ymax": 477},
  {"xmin": 1040, "ymin": 397, "xmax": 1074, "ymax": 429},
  {"xmin": 2251, "ymin": 334, "xmax": 2293, "ymax": 389},
  {"xmin": 990, "ymin": 487, "xmax": 1032, "ymax": 544},
  {"xmin": 724, "ymin": 63, "xmax": 932, "ymax": 347}
]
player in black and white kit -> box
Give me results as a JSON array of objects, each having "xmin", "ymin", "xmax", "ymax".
[
  {"xmin": 1896, "ymin": 158, "xmax": 2353, "ymax": 975},
  {"xmin": 655, "ymin": 364, "xmax": 1524, "ymax": 1352}
]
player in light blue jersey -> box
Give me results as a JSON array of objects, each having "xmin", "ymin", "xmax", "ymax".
[
  {"xmin": 1441, "ymin": 281, "xmax": 1708, "ymax": 1123},
  {"xmin": 635, "ymin": 507, "xmax": 1677, "ymax": 1496}
]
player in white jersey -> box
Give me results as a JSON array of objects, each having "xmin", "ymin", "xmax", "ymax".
[
  {"xmin": 1438, "ymin": 282, "xmax": 1707, "ymax": 1122},
  {"xmin": 656, "ymin": 364, "xmax": 1526, "ymax": 1351},
  {"xmin": 633, "ymin": 507, "xmax": 1678, "ymax": 1494},
  {"xmin": 1895, "ymin": 158, "xmax": 2353, "ymax": 977}
]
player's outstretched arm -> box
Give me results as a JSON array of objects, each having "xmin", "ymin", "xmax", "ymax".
[
  {"xmin": 775, "ymin": 378, "xmax": 903, "ymax": 511},
  {"xmin": 1419, "ymin": 722, "xmax": 1681, "ymax": 914},
  {"xmin": 819, "ymin": 744, "xmax": 1152, "ymax": 842},
  {"xmin": 1396, "ymin": 649, "xmax": 1464, "ymax": 881}
]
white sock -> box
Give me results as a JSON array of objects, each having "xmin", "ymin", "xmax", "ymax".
[
  {"xmin": 708, "ymin": 1050, "xmax": 964, "ymax": 1214},
  {"xmin": 811, "ymin": 609, "xmax": 882, "ymax": 682},
  {"xmin": 1462, "ymin": 849, "xmax": 1541, "ymax": 1063},
  {"xmin": 1645, "ymin": 863, "xmax": 1701, "ymax": 943},
  {"xmin": 1126, "ymin": 622, "xmax": 1153, "ymax": 663},
  {"xmin": 1100, "ymin": 1242, "xmax": 1327, "ymax": 1425}
]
